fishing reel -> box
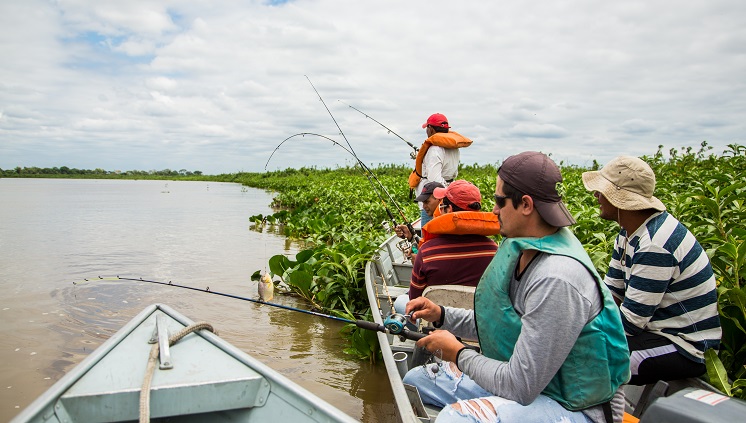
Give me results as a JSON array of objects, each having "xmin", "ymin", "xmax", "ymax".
[
  {"xmin": 396, "ymin": 238, "xmax": 412, "ymax": 253},
  {"xmin": 381, "ymin": 220, "xmax": 393, "ymax": 234},
  {"xmin": 383, "ymin": 313, "xmax": 408, "ymax": 335}
]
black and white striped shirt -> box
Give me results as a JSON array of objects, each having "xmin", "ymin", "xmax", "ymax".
[{"xmin": 605, "ymin": 211, "xmax": 721, "ymax": 363}]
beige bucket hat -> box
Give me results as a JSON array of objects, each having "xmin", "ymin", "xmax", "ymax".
[{"xmin": 582, "ymin": 156, "xmax": 666, "ymax": 212}]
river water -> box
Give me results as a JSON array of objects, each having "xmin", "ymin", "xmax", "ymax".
[{"xmin": 0, "ymin": 178, "xmax": 395, "ymax": 422}]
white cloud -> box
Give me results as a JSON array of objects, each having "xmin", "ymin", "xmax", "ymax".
[
  {"xmin": 508, "ymin": 123, "xmax": 570, "ymax": 139},
  {"xmin": 1, "ymin": 0, "xmax": 745, "ymax": 174},
  {"xmin": 613, "ymin": 119, "xmax": 657, "ymax": 135}
]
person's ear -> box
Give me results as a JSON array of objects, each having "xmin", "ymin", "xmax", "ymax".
[{"xmin": 521, "ymin": 195, "xmax": 534, "ymax": 215}]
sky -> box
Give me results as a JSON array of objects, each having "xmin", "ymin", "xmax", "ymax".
[{"xmin": 1, "ymin": 0, "xmax": 744, "ymax": 175}]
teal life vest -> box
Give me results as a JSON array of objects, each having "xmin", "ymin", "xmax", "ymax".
[{"xmin": 474, "ymin": 227, "xmax": 630, "ymax": 411}]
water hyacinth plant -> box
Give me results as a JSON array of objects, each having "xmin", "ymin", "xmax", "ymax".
[{"xmin": 222, "ymin": 144, "xmax": 745, "ymax": 389}]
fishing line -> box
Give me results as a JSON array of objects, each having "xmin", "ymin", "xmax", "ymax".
[
  {"xmin": 74, "ymin": 276, "xmax": 430, "ymax": 343},
  {"xmin": 267, "ymin": 77, "xmax": 422, "ymax": 310},
  {"xmin": 338, "ymin": 100, "xmax": 419, "ymax": 157}
]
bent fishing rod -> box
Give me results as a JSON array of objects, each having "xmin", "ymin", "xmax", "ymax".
[
  {"xmin": 74, "ymin": 276, "xmax": 429, "ymax": 343},
  {"xmin": 266, "ymin": 132, "xmax": 405, "ymax": 231},
  {"xmin": 304, "ymin": 77, "xmax": 412, "ymax": 228},
  {"xmin": 337, "ymin": 100, "xmax": 418, "ymax": 157},
  {"xmin": 267, "ymin": 77, "xmax": 420, "ymax": 241}
]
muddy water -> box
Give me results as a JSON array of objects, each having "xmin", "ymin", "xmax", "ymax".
[{"xmin": 0, "ymin": 179, "xmax": 396, "ymax": 422}]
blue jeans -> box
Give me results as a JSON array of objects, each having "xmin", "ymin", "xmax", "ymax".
[
  {"xmin": 420, "ymin": 209, "xmax": 433, "ymax": 227},
  {"xmin": 403, "ymin": 362, "xmax": 592, "ymax": 423}
]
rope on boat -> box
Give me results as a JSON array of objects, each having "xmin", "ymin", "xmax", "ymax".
[{"xmin": 139, "ymin": 322, "xmax": 216, "ymax": 423}]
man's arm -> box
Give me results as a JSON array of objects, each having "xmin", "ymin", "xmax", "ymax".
[
  {"xmin": 618, "ymin": 242, "xmax": 675, "ymax": 335},
  {"xmin": 408, "ymin": 251, "xmax": 427, "ymax": 299},
  {"xmin": 604, "ymin": 233, "xmax": 627, "ymax": 303}
]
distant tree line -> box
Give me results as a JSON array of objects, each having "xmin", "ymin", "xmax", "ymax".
[{"xmin": 0, "ymin": 166, "xmax": 203, "ymax": 177}]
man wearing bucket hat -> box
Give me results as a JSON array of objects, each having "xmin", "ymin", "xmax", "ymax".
[
  {"xmin": 403, "ymin": 152, "xmax": 629, "ymax": 423},
  {"xmin": 408, "ymin": 113, "xmax": 472, "ymax": 227},
  {"xmin": 583, "ymin": 156, "xmax": 721, "ymax": 385}
]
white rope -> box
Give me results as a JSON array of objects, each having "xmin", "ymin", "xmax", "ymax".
[{"xmin": 139, "ymin": 322, "xmax": 216, "ymax": 423}]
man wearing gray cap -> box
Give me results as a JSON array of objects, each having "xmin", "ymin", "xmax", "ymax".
[
  {"xmin": 403, "ymin": 152, "xmax": 629, "ymax": 423},
  {"xmin": 583, "ymin": 156, "xmax": 721, "ymax": 385},
  {"xmin": 394, "ymin": 181, "xmax": 444, "ymax": 243}
]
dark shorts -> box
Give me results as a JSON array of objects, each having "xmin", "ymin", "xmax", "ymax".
[{"xmin": 627, "ymin": 332, "xmax": 705, "ymax": 385}]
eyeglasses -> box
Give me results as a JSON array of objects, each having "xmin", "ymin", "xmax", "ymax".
[{"xmin": 493, "ymin": 194, "xmax": 509, "ymax": 209}]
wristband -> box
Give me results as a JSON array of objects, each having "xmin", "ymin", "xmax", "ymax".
[
  {"xmin": 455, "ymin": 346, "xmax": 467, "ymax": 371},
  {"xmin": 433, "ymin": 305, "xmax": 445, "ymax": 328}
]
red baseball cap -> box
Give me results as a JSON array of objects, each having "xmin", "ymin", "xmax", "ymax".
[
  {"xmin": 433, "ymin": 180, "xmax": 481, "ymax": 210},
  {"xmin": 422, "ymin": 113, "xmax": 450, "ymax": 129}
]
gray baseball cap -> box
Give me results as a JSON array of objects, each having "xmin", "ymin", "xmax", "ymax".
[
  {"xmin": 415, "ymin": 181, "xmax": 445, "ymax": 202},
  {"xmin": 498, "ymin": 151, "xmax": 576, "ymax": 227}
]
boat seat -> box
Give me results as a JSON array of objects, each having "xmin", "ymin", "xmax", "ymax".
[
  {"xmin": 392, "ymin": 261, "xmax": 413, "ymax": 284},
  {"xmin": 422, "ymin": 285, "xmax": 476, "ymax": 310},
  {"xmin": 422, "ymin": 286, "xmax": 478, "ymax": 345}
]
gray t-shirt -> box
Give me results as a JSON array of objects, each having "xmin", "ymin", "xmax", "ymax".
[{"xmin": 445, "ymin": 252, "xmax": 624, "ymax": 423}]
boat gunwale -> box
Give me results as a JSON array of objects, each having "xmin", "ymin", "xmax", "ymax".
[{"xmin": 366, "ymin": 234, "xmax": 429, "ymax": 423}]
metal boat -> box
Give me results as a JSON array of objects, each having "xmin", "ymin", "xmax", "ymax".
[
  {"xmin": 365, "ymin": 227, "xmax": 745, "ymax": 423},
  {"xmin": 12, "ymin": 303, "xmax": 357, "ymax": 423},
  {"xmin": 365, "ymin": 222, "xmax": 439, "ymax": 423}
]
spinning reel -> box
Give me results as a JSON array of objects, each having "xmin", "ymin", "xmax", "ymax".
[
  {"xmin": 383, "ymin": 313, "xmax": 409, "ymax": 335},
  {"xmin": 382, "ymin": 220, "xmax": 417, "ymax": 257}
]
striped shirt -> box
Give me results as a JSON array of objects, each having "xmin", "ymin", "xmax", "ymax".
[
  {"xmin": 410, "ymin": 234, "xmax": 497, "ymax": 300},
  {"xmin": 605, "ymin": 211, "xmax": 721, "ymax": 362}
]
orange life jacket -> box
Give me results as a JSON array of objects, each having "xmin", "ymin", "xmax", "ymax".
[
  {"xmin": 408, "ymin": 131, "xmax": 473, "ymax": 189},
  {"xmin": 422, "ymin": 211, "xmax": 501, "ymax": 242}
]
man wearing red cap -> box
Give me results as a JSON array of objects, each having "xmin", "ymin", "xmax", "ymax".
[
  {"xmin": 393, "ymin": 180, "xmax": 499, "ymax": 320},
  {"xmin": 408, "ymin": 113, "xmax": 472, "ymax": 226},
  {"xmin": 408, "ymin": 180, "xmax": 498, "ymax": 299}
]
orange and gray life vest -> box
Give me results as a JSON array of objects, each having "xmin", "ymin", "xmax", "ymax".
[
  {"xmin": 422, "ymin": 211, "xmax": 500, "ymax": 242},
  {"xmin": 408, "ymin": 131, "xmax": 473, "ymax": 189}
]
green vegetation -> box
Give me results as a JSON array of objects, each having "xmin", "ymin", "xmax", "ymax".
[
  {"xmin": 1, "ymin": 166, "xmax": 203, "ymax": 178},
  {"xmin": 222, "ymin": 143, "xmax": 746, "ymax": 390},
  {"xmin": 8, "ymin": 143, "xmax": 745, "ymax": 390}
]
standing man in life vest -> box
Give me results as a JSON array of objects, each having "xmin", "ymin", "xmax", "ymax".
[{"xmin": 409, "ymin": 113, "xmax": 472, "ymax": 227}]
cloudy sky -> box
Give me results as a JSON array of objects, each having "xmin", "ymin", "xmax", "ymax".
[{"xmin": 1, "ymin": 1, "xmax": 744, "ymax": 174}]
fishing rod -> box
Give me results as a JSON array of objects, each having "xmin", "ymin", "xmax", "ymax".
[
  {"xmin": 74, "ymin": 276, "xmax": 430, "ymax": 343},
  {"xmin": 337, "ymin": 100, "xmax": 419, "ymax": 158},
  {"xmin": 268, "ymin": 77, "xmax": 420, "ymax": 245},
  {"xmin": 303, "ymin": 77, "xmax": 412, "ymax": 226},
  {"xmin": 305, "ymin": 76, "xmax": 359, "ymax": 162}
]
